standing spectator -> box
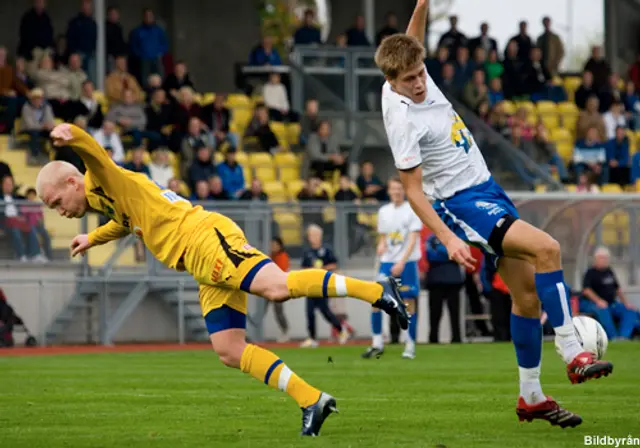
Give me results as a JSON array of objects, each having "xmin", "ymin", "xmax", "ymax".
[
  {"xmin": 453, "ymin": 47, "xmax": 474, "ymax": 92},
  {"xmin": 106, "ymin": 89, "xmax": 147, "ymax": 147},
  {"xmin": 345, "ymin": 15, "xmax": 370, "ymax": 47},
  {"xmin": 602, "ymin": 102, "xmax": 627, "ymax": 141},
  {"xmin": 488, "ymin": 77, "xmax": 505, "ymax": 107},
  {"xmin": 208, "ymin": 175, "xmax": 230, "ymax": 200},
  {"xmin": 468, "ymin": 23, "xmax": 497, "ymax": 57},
  {"xmin": 0, "ymin": 47, "xmax": 28, "ymax": 133},
  {"xmin": 167, "ymin": 178, "xmax": 182, "ymax": 195},
  {"xmin": 263, "ymin": 72, "xmax": 297, "ymax": 122},
  {"xmin": 181, "ymin": 117, "xmax": 213, "ymax": 178},
  {"xmin": 23, "ymin": 187, "xmax": 53, "ymax": 260},
  {"xmin": 122, "ymin": 148, "xmax": 151, "ymax": 177},
  {"xmin": 463, "ymin": 246, "xmax": 490, "ymax": 338},
  {"xmin": 239, "ymin": 179, "xmax": 268, "ymax": 201},
  {"xmin": 18, "ymin": 0, "xmax": 54, "ymax": 60},
  {"xmin": 61, "ymin": 53, "xmax": 88, "ymax": 101},
  {"xmin": 216, "ymin": 149, "xmax": 245, "ymax": 198},
  {"xmin": 438, "ymin": 16, "xmax": 467, "ymax": 61},
  {"xmin": 300, "ymin": 99, "xmax": 321, "ymax": 145},
  {"xmin": 33, "ymin": 54, "xmax": 71, "ymax": 118},
  {"xmin": 306, "ymin": 120, "xmax": 345, "ymax": 179},
  {"xmin": 106, "ymin": 6, "xmax": 127, "ymax": 72},
  {"xmin": 244, "ymin": 104, "xmax": 280, "ymax": 153},
  {"xmin": 248, "ymin": 36, "xmax": 281, "ymax": 66},
  {"xmin": 502, "ymin": 40, "xmax": 526, "ymax": 99},
  {"xmin": 523, "ymin": 47, "xmax": 551, "ymax": 100},
  {"xmin": 92, "ymin": 120, "xmax": 125, "ymax": 163},
  {"xmin": 163, "ymin": 61, "xmax": 194, "ymax": 101},
  {"xmin": 605, "ymin": 126, "xmax": 630, "ymax": 185},
  {"xmin": 481, "ymin": 259, "xmax": 511, "ymax": 342},
  {"xmin": 130, "ymin": 8, "xmax": 169, "ymax": 82},
  {"xmin": 508, "ymin": 21, "xmax": 532, "ymax": 62},
  {"xmin": 144, "ymin": 88, "xmax": 172, "ymax": 150},
  {"xmin": 66, "ymin": 0, "xmax": 97, "ymax": 83},
  {"xmin": 425, "ymin": 46, "xmax": 449, "ymax": 86},
  {"xmin": 577, "ymin": 96, "xmax": 606, "ymax": 140},
  {"xmin": 575, "ymin": 71, "xmax": 596, "ymax": 110},
  {"xmin": 536, "ymin": 17, "xmax": 565, "ymax": 76},
  {"xmin": 20, "ymin": 88, "xmax": 55, "ymax": 165},
  {"xmin": 67, "ymin": 80, "xmax": 103, "ymax": 130},
  {"xmin": 425, "ymin": 234, "xmax": 464, "ymax": 343},
  {"xmin": 269, "ymin": 237, "xmax": 291, "ymax": 342},
  {"xmin": 573, "ymin": 126, "xmax": 607, "ymax": 180},
  {"xmin": 187, "ymin": 146, "xmax": 216, "ymax": 190},
  {"xmin": 598, "ymin": 73, "xmax": 623, "ymax": 113},
  {"xmin": 294, "ymin": 9, "xmax": 322, "ymax": 46},
  {"xmin": 356, "ymin": 161, "xmax": 386, "ymax": 201},
  {"xmin": 105, "ymin": 56, "xmax": 144, "ymax": 104},
  {"xmin": 463, "ymin": 68, "xmax": 489, "ymax": 113},
  {"xmin": 201, "ymin": 94, "xmax": 235, "ymax": 148},
  {"xmin": 623, "ymin": 81, "xmax": 640, "ymax": 129},
  {"xmin": 584, "ymin": 46, "xmax": 611, "ymax": 92},
  {"xmin": 484, "ymin": 49, "xmax": 503, "ymax": 82},
  {"xmin": 375, "ymin": 12, "xmax": 399, "ymax": 46},
  {"xmin": 580, "ymin": 247, "xmax": 640, "ymax": 339},
  {"xmin": 148, "ymin": 149, "xmax": 174, "ymax": 188}
]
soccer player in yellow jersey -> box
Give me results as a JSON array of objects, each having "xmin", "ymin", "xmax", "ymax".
[{"xmin": 35, "ymin": 123, "xmax": 409, "ymax": 436}]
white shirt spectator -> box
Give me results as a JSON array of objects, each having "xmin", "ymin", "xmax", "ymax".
[
  {"xmin": 377, "ymin": 201, "xmax": 423, "ymax": 263},
  {"xmin": 92, "ymin": 129, "xmax": 125, "ymax": 163},
  {"xmin": 3, "ymin": 195, "xmax": 18, "ymax": 217},
  {"xmin": 263, "ymin": 82, "xmax": 290, "ymax": 112},
  {"xmin": 149, "ymin": 162, "xmax": 174, "ymax": 189},
  {"xmin": 602, "ymin": 112, "xmax": 626, "ymax": 140}
]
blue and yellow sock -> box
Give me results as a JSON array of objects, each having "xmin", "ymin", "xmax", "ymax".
[
  {"xmin": 287, "ymin": 269, "xmax": 382, "ymax": 304},
  {"xmin": 371, "ymin": 310, "xmax": 383, "ymax": 348},
  {"xmin": 408, "ymin": 313, "xmax": 418, "ymax": 343},
  {"xmin": 240, "ymin": 344, "xmax": 321, "ymax": 408}
]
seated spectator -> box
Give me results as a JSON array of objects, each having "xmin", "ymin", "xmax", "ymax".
[
  {"xmin": 67, "ymin": 80, "xmax": 104, "ymax": 130},
  {"xmin": 163, "ymin": 61, "xmax": 194, "ymax": 101},
  {"xmin": 54, "ymin": 115, "xmax": 87, "ymax": 173},
  {"xmin": 484, "ymin": 48, "xmax": 503, "ymax": 82},
  {"xmin": 106, "ymin": 88, "xmax": 147, "ymax": 147},
  {"xmin": 376, "ymin": 12, "xmax": 399, "ymax": 46},
  {"xmin": 622, "ymin": 80, "xmax": 640, "ymax": 129},
  {"xmin": 33, "ymin": 54, "xmax": 70, "ymax": 117},
  {"xmin": 105, "ymin": 56, "xmax": 144, "ymax": 104},
  {"xmin": 0, "ymin": 46, "xmax": 29, "ymax": 134},
  {"xmin": 122, "ymin": 148, "xmax": 151, "ymax": 176},
  {"xmin": 425, "ymin": 46, "xmax": 449, "ymax": 86},
  {"xmin": 523, "ymin": 47, "xmax": 551, "ymax": 100},
  {"xmin": 190, "ymin": 179, "xmax": 213, "ymax": 201},
  {"xmin": 170, "ymin": 86, "xmax": 201, "ymax": 150},
  {"xmin": 21, "ymin": 88, "xmax": 55, "ymax": 165},
  {"xmin": 130, "ymin": 8, "xmax": 168, "ymax": 81},
  {"xmin": 93, "ymin": 120, "xmax": 125, "ymax": 163},
  {"xmin": 294, "ymin": 9, "xmax": 322, "ymax": 46},
  {"xmin": 201, "ymin": 94, "xmax": 237, "ymax": 148},
  {"xmin": 345, "ymin": 15, "xmax": 370, "ymax": 47},
  {"xmin": 599, "ymin": 73, "xmax": 623, "ymax": 113},
  {"xmin": 244, "ymin": 104, "xmax": 280, "ymax": 153},
  {"xmin": 209, "ymin": 175, "xmax": 230, "ymax": 200},
  {"xmin": 356, "ymin": 161, "xmax": 387, "ymax": 201},
  {"xmin": 145, "ymin": 74, "xmax": 163, "ymax": 102},
  {"xmin": 297, "ymin": 177, "xmax": 329, "ymax": 201},
  {"xmin": 249, "ymin": 36, "xmax": 281, "ymax": 66},
  {"xmin": 148, "ymin": 149, "xmax": 173, "ymax": 188},
  {"xmin": 52, "ymin": 34, "xmax": 69, "ymax": 69},
  {"xmin": 584, "ymin": 45, "xmax": 611, "ymax": 92},
  {"xmin": 490, "ymin": 102, "xmax": 511, "ymax": 138},
  {"xmin": 488, "ymin": 77, "xmax": 505, "ymax": 107},
  {"xmin": 453, "ymin": 47, "xmax": 473, "ymax": 92},
  {"xmin": 167, "ymin": 178, "xmax": 182, "ymax": 195},
  {"xmin": 440, "ymin": 63, "xmax": 458, "ymax": 97},
  {"xmin": 469, "ymin": 22, "xmax": 498, "ymax": 59},
  {"xmin": 0, "ymin": 160, "xmax": 12, "ymax": 180},
  {"xmin": 14, "ymin": 57, "xmax": 34, "ymax": 91},
  {"xmin": 463, "ymin": 68, "xmax": 489, "ymax": 112},
  {"xmin": 477, "ymin": 101, "xmax": 490, "ymax": 123},
  {"xmin": 300, "ymin": 99, "xmax": 321, "ymax": 145},
  {"xmin": 471, "ymin": 46, "xmax": 487, "ymax": 71},
  {"xmin": 509, "ymin": 107, "xmax": 534, "ymax": 140},
  {"xmin": 334, "ymin": 175, "xmax": 359, "ymax": 201},
  {"xmin": 533, "ymin": 122, "xmax": 568, "ymax": 182},
  {"xmin": 573, "ymin": 126, "xmax": 607, "ymax": 180},
  {"xmin": 602, "ymin": 101, "xmax": 627, "ymax": 141},
  {"xmin": 181, "ymin": 116, "xmax": 213, "ymax": 178},
  {"xmin": 22, "ymin": 187, "xmax": 52, "ymax": 260},
  {"xmin": 575, "ymin": 172, "xmax": 600, "ymax": 193},
  {"xmin": 263, "ymin": 72, "xmax": 298, "ymax": 122},
  {"xmin": 502, "ymin": 40, "xmax": 526, "ymax": 99},
  {"xmin": 239, "ymin": 178, "xmax": 268, "ymax": 201},
  {"xmin": 216, "ymin": 148, "xmax": 245, "ymax": 198},
  {"xmin": 61, "ymin": 53, "xmax": 87, "ymax": 101},
  {"xmin": 306, "ymin": 120, "xmax": 345, "ymax": 179},
  {"xmin": 144, "ymin": 88, "xmax": 172, "ymax": 150},
  {"xmin": 188, "ymin": 146, "xmax": 216, "ymax": 191},
  {"xmin": 580, "ymin": 247, "xmax": 640, "ymax": 339},
  {"xmin": 577, "ymin": 95, "xmax": 606, "ymax": 140},
  {"xmin": 605, "ymin": 126, "xmax": 630, "ymax": 185},
  {"xmin": 575, "ymin": 70, "xmax": 596, "ymax": 110}
]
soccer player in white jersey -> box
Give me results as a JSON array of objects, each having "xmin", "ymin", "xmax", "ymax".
[
  {"xmin": 362, "ymin": 178, "xmax": 422, "ymax": 360},
  {"xmin": 375, "ymin": 0, "xmax": 613, "ymax": 428}
]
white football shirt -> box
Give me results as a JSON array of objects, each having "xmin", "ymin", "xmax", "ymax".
[
  {"xmin": 377, "ymin": 201, "xmax": 423, "ymax": 263},
  {"xmin": 382, "ymin": 66, "xmax": 491, "ymax": 200}
]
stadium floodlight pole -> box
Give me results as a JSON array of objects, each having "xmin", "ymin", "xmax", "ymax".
[{"xmin": 95, "ymin": 0, "xmax": 106, "ymax": 92}]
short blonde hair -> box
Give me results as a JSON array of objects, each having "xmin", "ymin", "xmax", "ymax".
[{"xmin": 375, "ymin": 34, "xmax": 426, "ymax": 79}]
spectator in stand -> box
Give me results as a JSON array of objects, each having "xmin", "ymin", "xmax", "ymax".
[
  {"xmin": 122, "ymin": 148, "xmax": 151, "ymax": 177},
  {"xmin": 18, "ymin": 0, "xmax": 54, "ymax": 60},
  {"xmin": 294, "ymin": 9, "xmax": 322, "ymax": 46},
  {"xmin": 14, "ymin": 57, "xmax": 34, "ymax": 91},
  {"xmin": 297, "ymin": 177, "xmax": 329, "ymax": 202},
  {"xmin": 209, "ymin": 175, "xmax": 230, "ymax": 200},
  {"xmin": 181, "ymin": 117, "xmax": 213, "ymax": 178},
  {"xmin": 0, "ymin": 161, "xmax": 12, "ymax": 181},
  {"xmin": 33, "ymin": 54, "xmax": 71, "ymax": 118},
  {"xmin": 23, "ymin": 187, "xmax": 53, "ymax": 260},
  {"xmin": 170, "ymin": 86, "xmax": 202, "ymax": 150},
  {"xmin": 468, "ymin": 23, "xmax": 497, "ymax": 57},
  {"xmin": 0, "ymin": 47, "xmax": 29, "ymax": 134},
  {"xmin": 628, "ymin": 54, "xmax": 640, "ymax": 90},
  {"xmin": 375, "ymin": 12, "xmax": 399, "ymax": 46},
  {"xmin": 356, "ymin": 161, "xmax": 387, "ymax": 201},
  {"xmin": 508, "ymin": 21, "xmax": 532, "ymax": 62},
  {"xmin": 345, "ymin": 15, "xmax": 370, "ymax": 47},
  {"xmin": 488, "ymin": 77, "xmax": 505, "ymax": 107},
  {"xmin": 533, "ymin": 122, "xmax": 569, "ymax": 182},
  {"xmin": 573, "ymin": 126, "xmax": 607, "ymax": 180},
  {"xmin": 584, "ymin": 46, "xmax": 611, "ymax": 92},
  {"xmin": 453, "ymin": 47, "xmax": 473, "ymax": 93},
  {"xmin": 485, "ymin": 49, "xmax": 503, "ymax": 83},
  {"xmin": 602, "ymin": 101, "xmax": 627, "ymax": 141},
  {"xmin": 66, "ymin": 0, "xmax": 97, "ymax": 83},
  {"xmin": 523, "ymin": 47, "xmax": 551, "ymax": 100},
  {"xmin": 575, "ymin": 70, "xmax": 596, "ymax": 110},
  {"xmin": 605, "ymin": 126, "xmax": 630, "ymax": 185},
  {"xmin": 263, "ymin": 72, "xmax": 297, "ymax": 122},
  {"xmin": 54, "ymin": 116, "xmax": 86, "ymax": 173},
  {"xmin": 438, "ymin": 16, "xmax": 467, "ymax": 61},
  {"xmin": 481, "ymin": 259, "xmax": 511, "ymax": 341},
  {"xmin": 202, "ymin": 94, "xmax": 235, "ymax": 149},
  {"xmin": 425, "ymin": 46, "xmax": 449, "ymax": 86},
  {"xmin": 106, "ymin": 6, "xmax": 127, "ymax": 72},
  {"xmin": 148, "ymin": 149, "xmax": 174, "ymax": 188},
  {"xmin": 67, "ymin": 80, "xmax": 103, "ymax": 130},
  {"xmin": 106, "ymin": 88, "xmax": 147, "ymax": 147},
  {"xmin": 216, "ymin": 148, "xmax": 245, "ymax": 198},
  {"xmin": 577, "ymin": 96, "xmax": 606, "ymax": 140},
  {"xmin": 93, "ymin": 120, "xmax": 125, "ymax": 163},
  {"xmin": 510, "ymin": 107, "xmax": 534, "ymax": 140},
  {"xmin": 188, "ymin": 146, "xmax": 216, "ymax": 190},
  {"xmin": 130, "ymin": 8, "xmax": 169, "ymax": 82},
  {"xmin": 144, "ymin": 88, "xmax": 171, "ymax": 150},
  {"xmin": 52, "ymin": 34, "xmax": 69, "ymax": 68},
  {"xmin": 502, "ymin": 40, "xmax": 526, "ymax": 99},
  {"xmin": 105, "ymin": 56, "xmax": 144, "ymax": 104},
  {"xmin": 575, "ymin": 171, "xmax": 600, "ymax": 193},
  {"xmin": 477, "ymin": 101, "xmax": 491, "ymax": 123},
  {"xmin": 62, "ymin": 53, "xmax": 88, "ymax": 101},
  {"xmin": 471, "ymin": 47, "xmax": 487, "ymax": 73},
  {"xmin": 623, "ymin": 80, "xmax": 640, "ymax": 129},
  {"xmin": 167, "ymin": 178, "xmax": 182, "ymax": 195},
  {"xmin": 20, "ymin": 88, "xmax": 54, "ymax": 165},
  {"xmin": 163, "ymin": 61, "xmax": 194, "ymax": 101},
  {"xmin": 334, "ymin": 175, "xmax": 359, "ymax": 201},
  {"xmin": 440, "ymin": 62, "xmax": 458, "ymax": 97},
  {"xmin": 300, "ymin": 99, "xmax": 321, "ymax": 145},
  {"xmin": 191, "ymin": 179, "xmax": 213, "ymax": 201},
  {"xmin": 145, "ymin": 74, "xmax": 162, "ymax": 103},
  {"xmin": 249, "ymin": 36, "xmax": 282, "ymax": 66},
  {"xmin": 244, "ymin": 104, "xmax": 280, "ymax": 153},
  {"xmin": 463, "ymin": 68, "xmax": 489, "ymax": 113},
  {"xmin": 599, "ymin": 73, "xmax": 623, "ymax": 113},
  {"xmin": 536, "ymin": 17, "xmax": 565, "ymax": 76},
  {"xmin": 269, "ymin": 237, "xmax": 291, "ymax": 342},
  {"xmin": 306, "ymin": 120, "xmax": 345, "ymax": 179},
  {"xmin": 239, "ymin": 178, "xmax": 268, "ymax": 201}
]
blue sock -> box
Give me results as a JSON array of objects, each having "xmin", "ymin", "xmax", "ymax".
[
  {"xmin": 534, "ymin": 270, "xmax": 572, "ymax": 328},
  {"xmin": 371, "ymin": 311, "xmax": 382, "ymax": 335},
  {"xmin": 511, "ymin": 314, "xmax": 542, "ymax": 368},
  {"xmin": 408, "ymin": 312, "xmax": 418, "ymax": 343}
]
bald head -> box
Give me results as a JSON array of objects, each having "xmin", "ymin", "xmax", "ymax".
[
  {"xmin": 36, "ymin": 161, "xmax": 82, "ymax": 198},
  {"xmin": 36, "ymin": 161, "xmax": 87, "ymax": 218}
]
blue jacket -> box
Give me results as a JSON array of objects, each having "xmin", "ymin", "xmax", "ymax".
[
  {"xmin": 631, "ymin": 153, "xmax": 640, "ymax": 184},
  {"xmin": 188, "ymin": 161, "xmax": 216, "ymax": 190},
  {"xmin": 488, "ymin": 90, "xmax": 505, "ymax": 107},
  {"xmin": 606, "ymin": 137, "xmax": 630, "ymax": 167},
  {"xmin": 294, "ymin": 26, "xmax": 322, "ymax": 45},
  {"xmin": 130, "ymin": 24, "xmax": 168, "ymax": 60},
  {"xmin": 249, "ymin": 46, "xmax": 282, "ymax": 66},
  {"xmin": 67, "ymin": 13, "xmax": 97, "ymax": 54},
  {"xmin": 216, "ymin": 162, "xmax": 245, "ymax": 197},
  {"xmin": 426, "ymin": 235, "xmax": 464, "ymax": 286}
]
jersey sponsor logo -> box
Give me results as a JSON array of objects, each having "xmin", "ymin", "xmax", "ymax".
[
  {"xmin": 387, "ymin": 230, "xmax": 404, "ymax": 246},
  {"xmin": 475, "ymin": 201, "xmax": 504, "ymax": 216},
  {"xmin": 215, "ymin": 228, "xmax": 258, "ymax": 268},
  {"xmin": 161, "ymin": 190, "xmax": 189, "ymax": 203},
  {"xmin": 91, "ymin": 186, "xmax": 115, "ymax": 204},
  {"xmin": 211, "ymin": 258, "xmax": 225, "ymax": 282},
  {"xmin": 450, "ymin": 112, "xmax": 473, "ymax": 154}
]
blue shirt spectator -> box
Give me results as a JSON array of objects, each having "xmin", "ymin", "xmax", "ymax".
[
  {"xmin": 453, "ymin": 47, "xmax": 475, "ymax": 90},
  {"xmin": 573, "ymin": 127, "xmax": 607, "ymax": 175},
  {"xmin": 249, "ymin": 36, "xmax": 282, "ymax": 66},
  {"xmin": 606, "ymin": 129, "xmax": 630, "ymax": 167},
  {"xmin": 66, "ymin": 3, "xmax": 97, "ymax": 55},
  {"xmin": 217, "ymin": 151, "xmax": 245, "ymax": 198},
  {"xmin": 631, "ymin": 153, "xmax": 640, "ymax": 184},
  {"xmin": 188, "ymin": 147, "xmax": 217, "ymax": 190},
  {"xmin": 122, "ymin": 149, "xmax": 151, "ymax": 177},
  {"xmin": 294, "ymin": 10, "xmax": 322, "ymax": 45},
  {"xmin": 488, "ymin": 78, "xmax": 505, "ymax": 107},
  {"xmin": 345, "ymin": 16, "xmax": 371, "ymax": 47},
  {"xmin": 301, "ymin": 244, "xmax": 338, "ymax": 269},
  {"xmin": 130, "ymin": 13, "xmax": 169, "ymax": 61}
]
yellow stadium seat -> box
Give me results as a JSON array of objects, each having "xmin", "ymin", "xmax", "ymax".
[
  {"xmin": 230, "ymin": 108, "xmax": 253, "ymax": 135},
  {"xmin": 270, "ymin": 122, "xmax": 289, "ymax": 149},
  {"xmin": 536, "ymin": 101, "xmax": 557, "ymax": 114},
  {"xmin": 263, "ymin": 181, "xmax": 287, "ymax": 202},
  {"xmin": 320, "ymin": 181, "xmax": 334, "ymax": 198},
  {"xmin": 500, "ymin": 100, "xmax": 516, "ymax": 115},
  {"xmin": 602, "ymin": 183, "xmax": 623, "ymax": 193},
  {"xmin": 550, "ymin": 128, "xmax": 572, "ymax": 145},
  {"xmin": 274, "ymin": 151, "xmax": 299, "ymax": 167},
  {"xmin": 552, "ymin": 76, "xmax": 563, "ymax": 86},
  {"xmin": 235, "ymin": 151, "xmax": 249, "ymax": 166},
  {"xmin": 280, "ymin": 166, "xmax": 301, "ymax": 183},
  {"xmin": 566, "ymin": 184, "xmax": 577, "ymax": 192},
  {"xmin": 200, "ymin": 92, "xmax": 215, "ymax": 106},
  {"xmin": 255, "ymin": 166, "xmax": 277, "ymax": 183},
  {"xmin": 226, "ymin": 94, "xmax": 252, "ymax": 108},
  {"xmin": 276, "ymin": 212, "xmax": 303, "ymax": 245},
  {"xmin": 516, "ymin": 101, "xmax": 535, "ymax": 115},
  {"xmin": 248, "ymin": 152, "xmax": 273, "ymax": 168},
  {"xmin": 556, "ymin": 143, "xmax": 574, "ymax": 163},
  {"xmin": 535, "ymin": 185, "xmax": 547, "ymax": 193},
  {"xmin": 286, "ymin": 123, "xmax": 301, "ymax": 146},
  {"xmin": 626, "ymin": 130, "xmax": 637, "ymax": 155},
  {"xmin": 563, "ymin": 76, "xmax": 582, "ymax": 102},
  {"xmin": 287, "ymin": 179, "xmax": 305, "ymax": 199},
  {"xmin": 214, "ymin": 151, "xmax": 224, "ymax": 164},
  {"xmin": 557, "ymin": 101, "xmax": 579, "ymax": 116},
  {"xmin": 540, "ymin": 115, "xmax": 559, "ymax": 129},
  {"xmin": 243, "ymin": 166, "xmax": 252, "ymax": 187}
]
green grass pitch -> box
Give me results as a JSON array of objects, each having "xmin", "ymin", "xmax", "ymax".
[{"xmin": 1, "ymin": 342, "xmax": 639, "ymax": 448}]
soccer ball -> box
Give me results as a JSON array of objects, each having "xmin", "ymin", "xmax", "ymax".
[{"xmin": 555, "ymin": 316, "xmax": 608, "ymax": 360}]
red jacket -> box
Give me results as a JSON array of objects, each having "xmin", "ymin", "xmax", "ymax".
[{"xmin": 418, "ymin": 225, "xmax": 432, "ymax": 275}]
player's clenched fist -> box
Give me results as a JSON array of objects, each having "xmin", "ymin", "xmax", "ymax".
[
  {"xmin": 444, "ymin": 235, "xmax": 476, "ymax": 271},
  {"xmin": 70, "ymin": 234, "xmax": 92, "ymax": 257},
  {"xmin": 50, "ymin": 123, "xmax": 74, "ymax": 147}
]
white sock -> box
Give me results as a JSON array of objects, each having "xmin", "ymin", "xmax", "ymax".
[
  {"xmin": 404, "ymin": 339, "xmax": 415, "ymax": 353},
  {"xmin": 400, "ymin": 329, "xmax": 408, "ymax": 343},
  {"xmin": 554, "ymin": 323, "xmax": 583, "ymax": 363},
  {"xmin": 519, "ymin": 366, "xmax": 546, "ymax": 405},
  {"xmin": 372, "ymin": 334, "xmax": 384, "ymax": 350}
]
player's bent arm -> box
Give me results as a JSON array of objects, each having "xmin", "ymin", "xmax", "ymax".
[
  {"xmin": 406, "ymin": 0, "xmax": 428, "ymax": 42},
  {"xmin": 88, "ymin": 220, "xmax": 130, "ymax": 246},
  {"xmin": 67, "ymin": 125, "xmax": 118, "ymax": 180},
  {"xmin": 376, "ymin": 234, "xmax": 388, "ymax": 256}
]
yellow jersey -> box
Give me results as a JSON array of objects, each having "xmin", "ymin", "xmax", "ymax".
[{"xmin": 68, "ymin": 125, "xmax": 211, "ymax": 269}]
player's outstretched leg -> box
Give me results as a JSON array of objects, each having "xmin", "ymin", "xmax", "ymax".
[
  {"xmin": 402, "ymin": 298, "xmax": 418, "ymax": 359},
  {"xmin": 362, "ymin": 308, "xmax": 385, "ymax": 358}
]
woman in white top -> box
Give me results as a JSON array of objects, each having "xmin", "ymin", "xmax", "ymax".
[{"xmin": 262, "ymin": 72, "xmax": 299, "ymax": 122}]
